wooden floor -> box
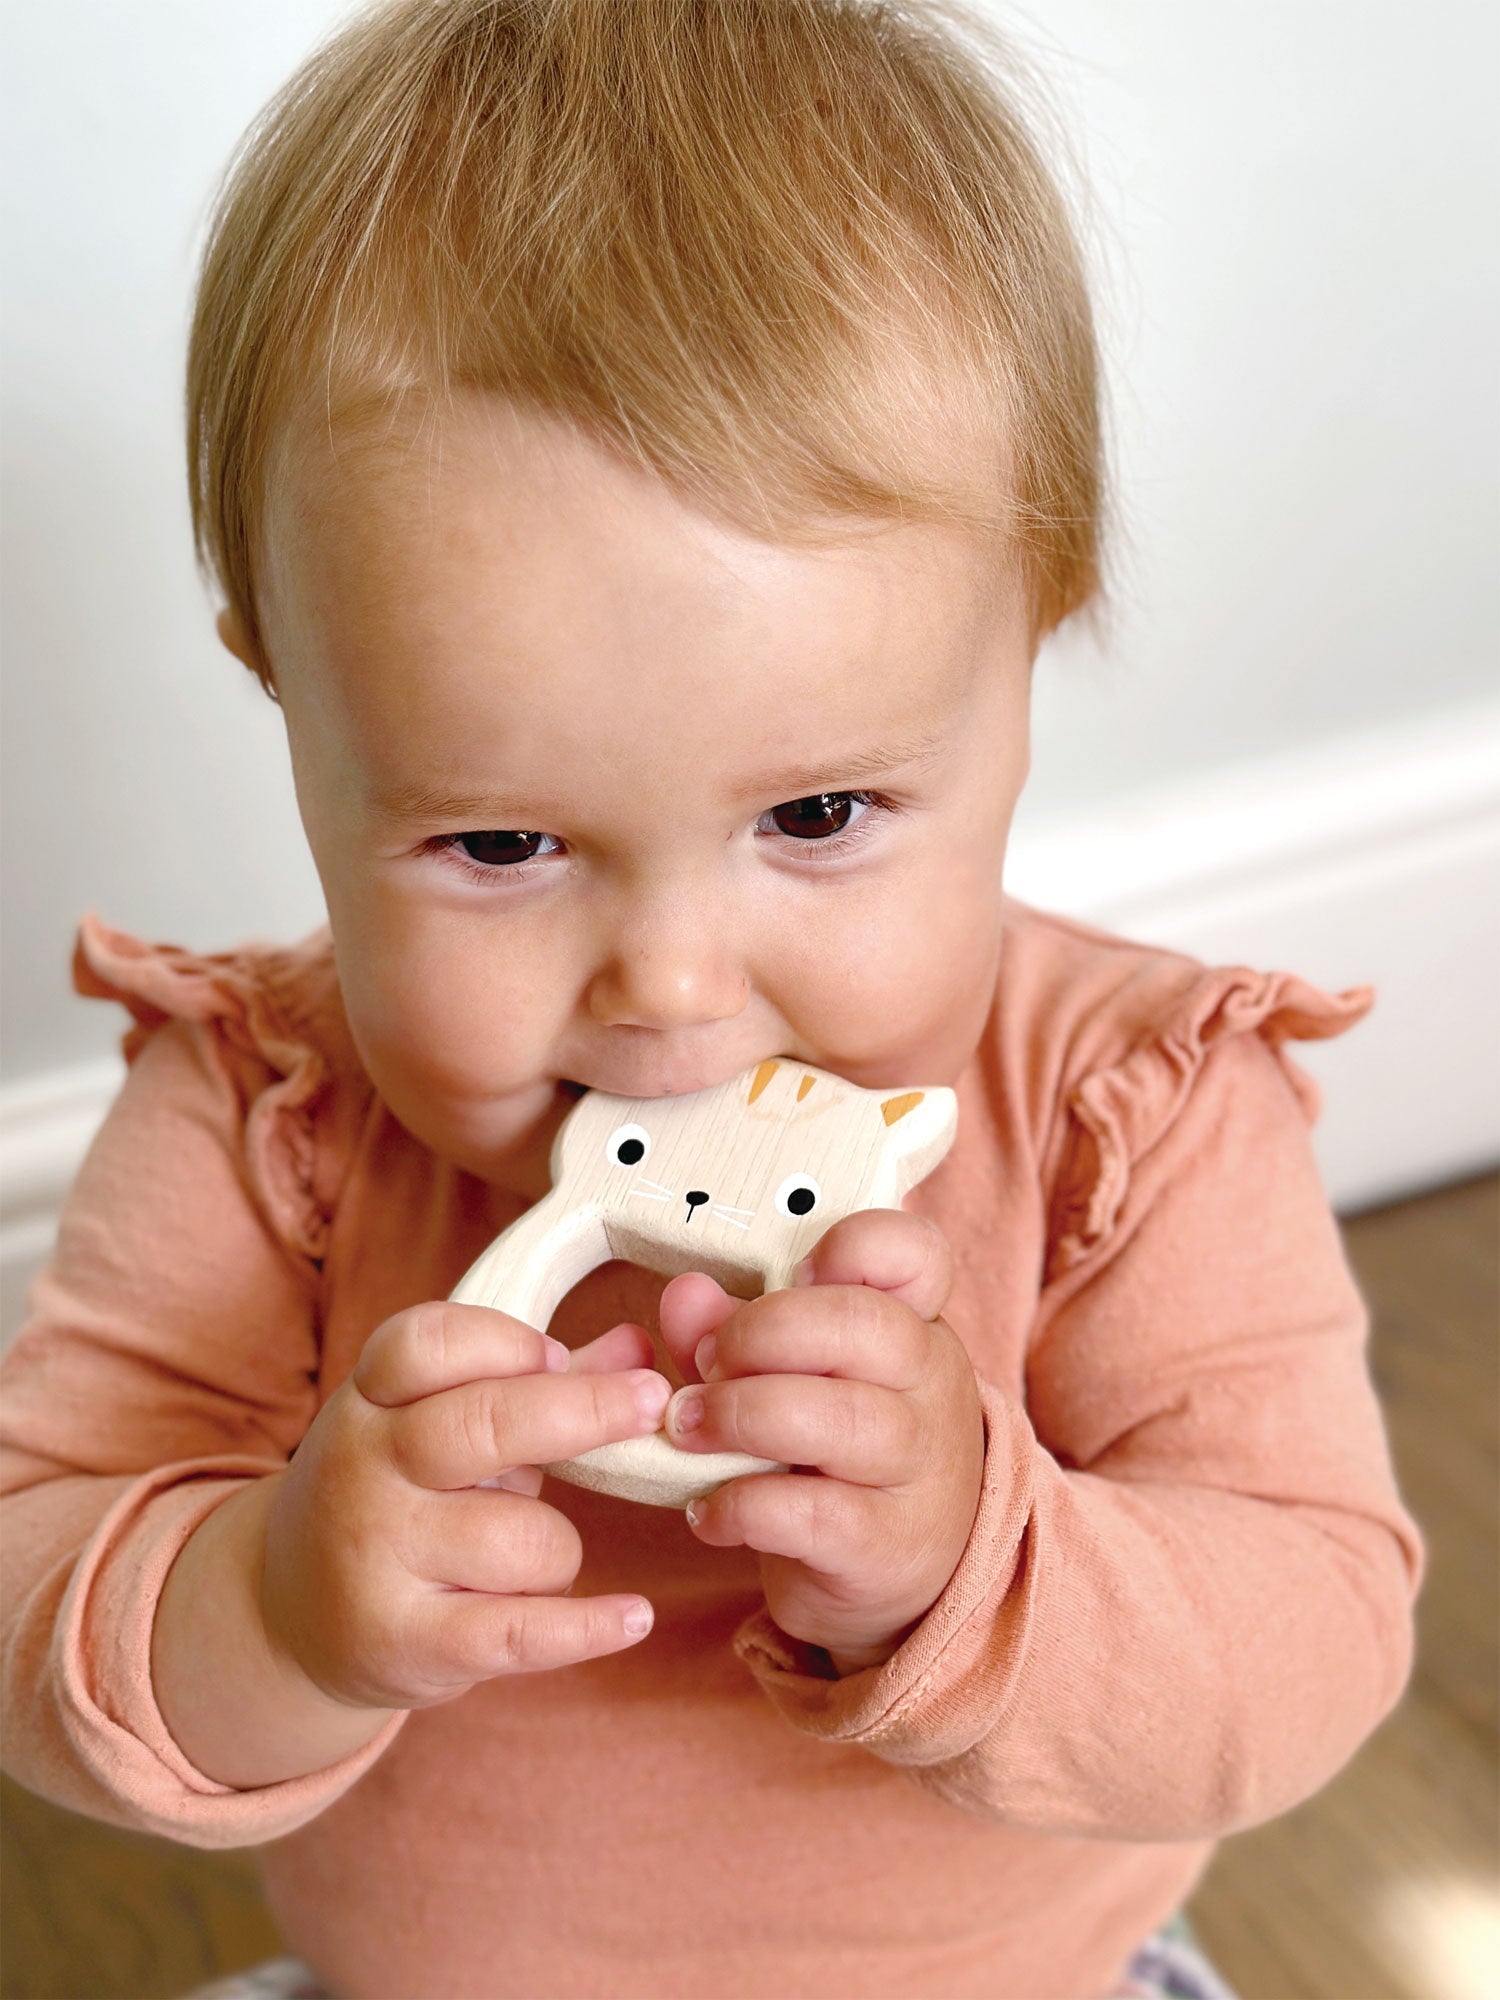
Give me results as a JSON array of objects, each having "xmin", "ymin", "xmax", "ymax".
[
  {"xmin": 2, "ymin": 1174, "xmax": 1495, "ymax": 2000},
  {"xmin": 1187, "ymin": 1171, "xmax": 1499, "ymax": 2000}
]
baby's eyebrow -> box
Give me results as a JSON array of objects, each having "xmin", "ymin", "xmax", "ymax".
[
  {"xmin": 727, "ymin": 727, "xmax": 951, "ymax": 803},
  {"xmin": 370, "ymin": 782, "xmax": 535, "ymax": 826},
  {"xmin": 370, "ymin": 729, "xmax": 951, "ymax": 826}
]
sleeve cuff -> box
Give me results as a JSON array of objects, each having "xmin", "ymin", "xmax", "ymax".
[
  {"xmin": 56, "ymin": 1456, "xmax": 409, "ymax": 1848},
  {"xmin": 732, "ymin": 1378, "xmax": 1035, "ymax": 1762}
]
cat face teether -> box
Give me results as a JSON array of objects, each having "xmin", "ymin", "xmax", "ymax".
[{"xmin": 447, "ymin": 1058, "xmax": 958, "ymax": 1507}]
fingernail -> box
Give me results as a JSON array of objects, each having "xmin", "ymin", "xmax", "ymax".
[
  {"xmin": 694, "ymin": 1334, "xmax": 717, "ymax": 1378},
  {"xmin": 634, "ymin": 1373, "xmax": 671, "ymax": 1427},
  {"xmin": 623, "ymin": 1599, "xmax": 653, "ymax": 1637},
  {"xmin": 478, "ymin": 1469, "xmax": 536, "ymax": 1493},
  {"xmin": 792, "ymin": 1256, "xmax": 815, "ymax": 1286},
  {"xmin": 670, "ymin": 1387, "xmax": 705, "ymax": 1434},
  {"xmin": 685, "ymin": 1498, "xmax": 703, "ymax": 1528},
  {"xmin": 544, "ymin": 1336, "xmax": 571, "ymax": 1371}
]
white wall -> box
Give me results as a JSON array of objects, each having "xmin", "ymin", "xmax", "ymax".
[
  {"xmin": 1010, "ymin": 0, "xmax": 1498, "ymax": 816},
  {"xmin": 3, "ymin": 3, "xmax": 1496, "ymax": 1184}
]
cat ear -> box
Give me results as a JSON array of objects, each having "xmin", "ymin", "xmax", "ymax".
[
  {"xmin": 875, "ymin": 1086, "xmax": 959, "ymax": 1193},
  {"xmin": 879, "ymin": 1091, "xmax": 925, "ymax": 1126}
]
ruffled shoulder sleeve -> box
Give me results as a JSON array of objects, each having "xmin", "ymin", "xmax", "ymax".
[
  {"xmin": 71, "ymin": 911, "xmax": 370, "ymax": 1265},
  {"xmin": 1035, "ymin": 917, "xmax": 1372, "ymax": 1284}
]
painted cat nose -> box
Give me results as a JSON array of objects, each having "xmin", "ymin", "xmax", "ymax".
[{"xmin": 684, "ymin": 1190, "xmax": 710, "ymax": 1211}]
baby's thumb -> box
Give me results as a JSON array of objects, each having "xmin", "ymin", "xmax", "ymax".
[{"xmin": 657, "ymin": 1272, "xmax": 740, "ymax": 1383}]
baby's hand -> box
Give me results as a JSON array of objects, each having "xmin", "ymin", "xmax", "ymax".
[
  {"xmin": 655, "ymin": 1210, "xmax": 985, "ymax": 1675},
  {"xmin": 258, "ymin": 1305, "xmax": 671, "ymax": 1709}
]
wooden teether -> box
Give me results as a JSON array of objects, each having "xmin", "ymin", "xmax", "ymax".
[{"xmin": 447, "ymin": 1057, "xmax": 958, "ymax": 1508}]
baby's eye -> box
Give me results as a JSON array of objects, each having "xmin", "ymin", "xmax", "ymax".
[
  {"xmin": 759, "ymin": 792, "xmax": 871, "ymax": 842},
  {"xmin": 453, "ymin": 831, "xmax": 558, "ymax": 868},
  {"xmin": 422, "ymin": 829, "xmax": 564, "ymax": 887},
  {"xmin": 756, "ymin": 792, "xmax": 896, "ymax": 864}
]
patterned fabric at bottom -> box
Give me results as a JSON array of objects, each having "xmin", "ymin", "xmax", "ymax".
[
  {"xmin": 180, "ymin": 1913, "xmax": 1241, "ymax": 2000},
  {"xmin": 1107, "ymin": 1911, "xmax": 1242, "ymax": 1999}
]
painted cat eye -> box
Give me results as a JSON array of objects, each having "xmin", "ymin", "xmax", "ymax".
[
  {"xmin": 773, "ymin": 1172, "xmax": 821, "ymax": 1218},
  {"xmin": 606, "ymin": 1122, "xmax": 652, "ymax": 1167}
]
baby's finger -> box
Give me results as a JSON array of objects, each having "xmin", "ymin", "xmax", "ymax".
[
  {"xmin": 354, "ymin": 1302, "xmax": 568, "ymax": 1408},
  {"xmin": 406, "ymin": 1489, "xmax": 582, "ymax": 1595},
  {"xmin": 686, "ymin": 1468, "xmax": 886, "ymax": 1573},
  {"xmin": 564, "ymin": 1322, "xmax": 659, "ymax": 1375},
  {"xmin": 657, "ymin": 1273, "xmax": 742, "ymax": 1383},
  {"xmin": 418, "ymin": 1589, "xmax": 655, "ymax": 1691},
  {"xmin": 794, "ymin": 1208, "xmax": 954, "ymax": 1321},
  {"xmin": 703, "ymin": 1283, "xmax": 931, "ymax": 1392},
  {"xmin": 386, "ymin": 1367, "xmax": 672, "ymax": 1491},
  {"xmin": 665, "ymin": 1372, "xmax": 916, "ymax": 1487}
]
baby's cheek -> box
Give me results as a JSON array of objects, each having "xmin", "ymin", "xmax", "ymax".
[
  {"xmin": 346, "ymin": 931, "xmax": 559, "ymax": 1100},
  {"xmin": 789, "ymin": 876, "xmax": 998, "ymax": 1065}
]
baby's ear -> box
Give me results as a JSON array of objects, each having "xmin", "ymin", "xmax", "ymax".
[
  {"xmin": 217, "ymin": 608, "xmax": 250, "ymax": 664},
  {"xmin": 215, "ymin": 605, "xmax": 256, "ymax": 665}
]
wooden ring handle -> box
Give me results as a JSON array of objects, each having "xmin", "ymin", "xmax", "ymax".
[{"xmin": 446, "ymin": 1063, "xmax": 958, "ymax": 1508}]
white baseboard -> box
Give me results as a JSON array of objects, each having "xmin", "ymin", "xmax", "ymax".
[
  {"xmin": 0, "ymin": 1060, "xmax": 125, "ymax": 1353},
  {"xmin": 4, "ymin": 698, "xmax": 1498, "ymax": 1348},
  {"xmin": 1004, "ymin": 696, "xmax": 1500, "ymax": 1216}
]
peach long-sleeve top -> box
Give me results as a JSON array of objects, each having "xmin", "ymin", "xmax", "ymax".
[{"xmin": 0, "ymin": 897, "xmax": 1423, "ymax": 2000}]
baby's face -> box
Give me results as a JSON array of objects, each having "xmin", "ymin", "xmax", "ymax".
[{"xmin": 232, "ymin": 395, "xmax": 1033, "ymax": 1196}]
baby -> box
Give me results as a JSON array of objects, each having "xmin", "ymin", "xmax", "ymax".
[{"xmin": 0, "ymin": 3, "xmax": 1423, "ymax": 1998}]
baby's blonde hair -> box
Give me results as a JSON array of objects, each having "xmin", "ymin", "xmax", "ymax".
[{"xmin": 187, "ymin": 0, "xmax": 1106, "ymax": 697}]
